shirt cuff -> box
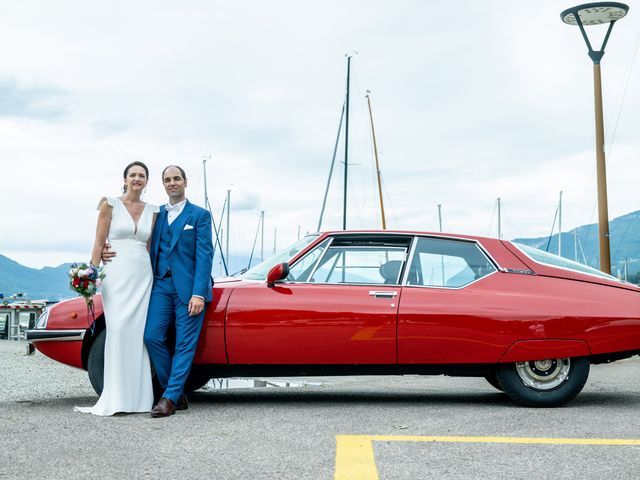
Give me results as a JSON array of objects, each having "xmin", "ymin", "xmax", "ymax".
[{"xmin": 192, "ymin": 295, "xmax": 205, "ymax": 301}]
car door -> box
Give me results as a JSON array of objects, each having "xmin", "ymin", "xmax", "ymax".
[
  {"xmin": 225, "ymin": 234, "xmax": 411, "ymax": 364},
  {"xmin": 397, "ymin": 236, "xmax": 504, "ymax": 364}
]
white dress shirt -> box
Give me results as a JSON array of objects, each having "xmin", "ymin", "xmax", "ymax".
[{"xmin": 165, "ymin": 199, "xmax": 187, "ymax": 225}]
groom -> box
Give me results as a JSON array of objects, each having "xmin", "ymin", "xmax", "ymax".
[{"xmin": 145, "ymin": 165, "xmax": 214, "ymax": 418}]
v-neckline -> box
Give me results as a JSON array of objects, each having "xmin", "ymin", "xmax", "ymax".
[{"xmin": 118, "ymin": 198, "xmax": 147, "ymax": 235}]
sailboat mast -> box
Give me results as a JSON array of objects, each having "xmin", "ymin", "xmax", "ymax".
[
  {"xmin": 365, "ymin": 91, "xmax": 387, "ymax": 230},
  {"xmin": 317, "ymin": 103, "xmax": 345, "ymax": 232},
  {"xmin": 273, "ymin": 227, "xmax": 277, "ymax": 254},
  {"xmin": 202, "ymin": 155, "xmax": 210, "ymax": 207},
  {"xmin": 260, "ymin": 210, "xmax": 264, "ymax": 262},
  {"xmin": 226, "ymin": 189, "xmax": 231, "ymax": 268},
  {"xmin": 203, "ymin": 156, "xmax": 228, "ymax": 276},
  {"xmin": 437, "ymin": 203, "xmax": 445, "ymax": 285},
  {"xmin": 558, "ymin": 191, "xmax": 563, "ymax": 257},
  {"xmin": 343, "ymin": 54, "xmax": 352, "ymax": 231},
  {"xmin": 497, "ymin": 197, "xmax": 502, "ymax": 240}
]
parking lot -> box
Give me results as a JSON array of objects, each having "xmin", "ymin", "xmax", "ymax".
[{"xmin": 2, "ymin": 339, "xmax": 640, "ymax": 479}]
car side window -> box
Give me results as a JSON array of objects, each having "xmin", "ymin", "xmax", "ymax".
[
  {"xmin": 309, "ymin": 246, "xmax": 406, "ymax": 285},
  {"xmin": 407, "ymin": 237, "xmax": 496, "ymax": 288},
  {"xmin": 287, "ymin": 239, "xmax": 330, "ymax": 282}
]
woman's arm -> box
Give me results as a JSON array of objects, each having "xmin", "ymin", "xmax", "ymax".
[{"xmin": 91, "ymin": 201, "xmax": 113, "ymax": 266}]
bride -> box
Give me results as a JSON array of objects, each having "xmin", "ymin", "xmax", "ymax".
[{"xmin": 75, "ymin": 161, "xmax": 158, "ymax": 415}]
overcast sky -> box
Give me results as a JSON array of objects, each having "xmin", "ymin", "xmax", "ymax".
[{"xmin": 1, "ymin": 1, "xmax": 639, "ymax": 272}]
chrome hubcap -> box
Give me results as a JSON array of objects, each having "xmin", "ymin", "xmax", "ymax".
[{"xmin": 515, "ymin": 358, "xmax": 571, "ymax": 390}]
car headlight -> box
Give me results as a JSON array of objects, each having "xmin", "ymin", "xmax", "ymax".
[{"xmin": 35, "ymin": 309, "xmax": 49, "ymax": 329}]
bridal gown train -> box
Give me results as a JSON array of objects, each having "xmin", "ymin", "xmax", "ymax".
[{"xmin": 75, "ymin": 197, "xmax": 158, "ymax": 416}]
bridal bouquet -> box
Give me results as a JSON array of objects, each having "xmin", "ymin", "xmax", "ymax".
[{"xmin": 68, "ymin": 263, "xmax": 105, "ymax": 333}]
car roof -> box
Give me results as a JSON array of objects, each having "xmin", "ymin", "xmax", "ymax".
[{"xmin": 316, "ymin": 230, "xmax": 498, "ymax": 243}]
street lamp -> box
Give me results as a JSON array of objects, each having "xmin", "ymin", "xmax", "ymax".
[{"xmin": 560, "ymin": 2, "xmax": 629, "ymax": 274}]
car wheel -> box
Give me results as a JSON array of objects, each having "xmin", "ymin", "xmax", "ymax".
[
  {"xmin": 496, "ymin": 357, "xmax": 590, "ymax": 407},
  {"xmin": 87, "ymin": 330, "xmax": 106, "ymax": 395},
  {"xmin": 484, "ymin": 372, "xmax": 503, "ymax": 391},
  {"xmin": 88, "ymin": 331, "xmax": 165, "ymax": 398},
  {"xmin": 184, "ymin": 373, "xmax": 211, "ymax": 393}
]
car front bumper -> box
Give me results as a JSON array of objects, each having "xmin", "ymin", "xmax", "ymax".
[{"xmin": 25, "ymin": 329, "xmax": 86, "ymax": 342}]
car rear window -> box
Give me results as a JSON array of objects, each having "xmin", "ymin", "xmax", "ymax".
[{"xmin": 512, "ymin": 242, "xmax": 620, "ymax": 282}]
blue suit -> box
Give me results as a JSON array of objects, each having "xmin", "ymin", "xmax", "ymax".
[{"xmin": 144, "ymin": 200, "xmax": 214, "ymax": 404}]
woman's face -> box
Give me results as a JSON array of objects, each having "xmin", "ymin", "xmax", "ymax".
[{"xmin": 124, "ymin": 165, "xmax": 148, "ymax": 193}]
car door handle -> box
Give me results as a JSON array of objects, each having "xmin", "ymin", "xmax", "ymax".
[{"xmin": 369, "ymin": 291, "xmax": 398, "ymax": 298}]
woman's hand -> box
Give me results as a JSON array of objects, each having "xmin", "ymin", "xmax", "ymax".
[{"xmin": 101, "ymin": 242, "xmax": 117, "ymax": 263}]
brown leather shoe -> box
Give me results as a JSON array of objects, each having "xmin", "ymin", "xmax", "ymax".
[
  {"xmin": 176, "ymin": 394, "xmax": 188, "ymax": 411},
  {"xmin": 150, "ymin": 397, "xmax": 176, "ymax": 418}
]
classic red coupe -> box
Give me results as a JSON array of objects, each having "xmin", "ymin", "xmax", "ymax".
[{"xmin": 27, "ymin": 230, "xmax": 640, "ymax": 407}]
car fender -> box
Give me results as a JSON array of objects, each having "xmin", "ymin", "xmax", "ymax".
[{"xmin": 498, "ymin": 339, "xmax": 591, "ymax": 363}]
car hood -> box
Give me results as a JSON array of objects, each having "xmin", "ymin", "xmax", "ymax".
[{"xmin": 213, "ymin": 276, "xmax": 243, "ymax": 284}]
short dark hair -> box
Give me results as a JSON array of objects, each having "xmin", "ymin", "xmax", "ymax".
[
  {"xmin": 123, "ymin": 161, "xmax": 149, "ymax": 192},
  {"xmin": 162, "ymin": 165, "xmax": 187, "ymax": 181}
]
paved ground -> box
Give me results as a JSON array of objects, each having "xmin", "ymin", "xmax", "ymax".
[{"xmin": 2, "ymin": 340, "xmax": 640, "ymax": 479}]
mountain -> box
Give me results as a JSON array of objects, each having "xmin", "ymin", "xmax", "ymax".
[
  {"xmin": 2, "ymin": 210, "xmax": 639, "ymax": 298},
  {"xmin": 0, "ymin": 254, "xmax": 73, "ymax": 300},
  {"xmin": 0, "ymin": 252, "xmax": 259, "ymax": 301},
  {"xmin": 513, "ymin": 210, "xmax": 640, "ymax": 277}
]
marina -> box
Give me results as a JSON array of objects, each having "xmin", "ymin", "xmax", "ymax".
[
  {"xmin": 2, "ymin": 1, "xmax": 640, "ymax": 479},
  {"xmin": 0, "ymin": 295, "xmax": 48, "ymax": 341}
]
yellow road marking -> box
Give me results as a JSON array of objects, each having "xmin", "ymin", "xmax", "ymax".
[{"xmin": 334, "ymin": 434, "xmax": 640, "ymax": 480}]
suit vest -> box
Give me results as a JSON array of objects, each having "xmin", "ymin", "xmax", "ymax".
[{"xmin": 155, "ymin": 214, "xmax": 173, "ymax": 278}]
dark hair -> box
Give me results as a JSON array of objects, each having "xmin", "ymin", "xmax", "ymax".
[
  {"xmin": 123, "ymin": 161, "xmax": 149, "ymax": 193},
  {"xmin": 162, "ymin": 165, "xmax": 187, "ymax": 181}
]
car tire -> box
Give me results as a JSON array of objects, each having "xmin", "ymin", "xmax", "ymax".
[
  {"xmin": 484, "ymin": 372, "xmax": 503, "ymax": 392},
  {"xmin": 87, "ymin": 330, "xmax": 106, "ymax": 395},
  {"xmin": 88, "ymin": 330, "xmax": 208, "ymax": 396},
  {"xmin": 184, "ymin": 373, "xmax": 211, "ymax": 393},
  {"xmin": 496, "ymin": 357, "xmax": 590, "ymax": 407}
]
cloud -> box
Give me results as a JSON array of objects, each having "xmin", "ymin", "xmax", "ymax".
[
  {"xmin": 0, "ymin": 77, "xmax": 67, "ymax": 120},
  {"xmin": 92, "ymin": 120, "xmax": 129, "ymax": 137}
]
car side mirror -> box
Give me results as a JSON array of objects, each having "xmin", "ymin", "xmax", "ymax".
[{"xmin": 266, "ymin": 263, "xmax": 290, "ymax": 287}]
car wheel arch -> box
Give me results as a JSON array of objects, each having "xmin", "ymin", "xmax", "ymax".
[
  {"xmin": 498, "ymin": 339, "xmax": 591, "ymax": 364},
  {"xmin": 80, "ymin": 314, "xmax": 106, "ymax": 370}
]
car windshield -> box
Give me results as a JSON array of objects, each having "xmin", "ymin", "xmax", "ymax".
[
  {"xmin": 512, "ymin": 242, "xmax": 620, "ymax": 282},
  {"xmin": 240, "ymin": 235, "xmax": 320, "ymax": 281}
]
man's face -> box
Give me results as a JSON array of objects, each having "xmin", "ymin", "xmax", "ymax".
[{"xmin": 163, "ymin": 166, "xmax": 187, "ymax": 202}]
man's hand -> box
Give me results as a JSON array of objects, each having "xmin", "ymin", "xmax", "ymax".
[
  {"xmin": 188, "ymin": 296, "xmax": 205, "ymax": 317},
  {"xmin": 101, "ymin": 243, "xmax": 117, "ymax": 263}
]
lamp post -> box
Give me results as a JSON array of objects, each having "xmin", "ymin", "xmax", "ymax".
[{"xmin": 561, "ymin": 2, "xmax": 629, "ymax": 274}]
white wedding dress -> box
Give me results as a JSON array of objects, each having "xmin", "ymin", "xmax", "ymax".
[{"xmin": 75, "ymin": 197, "xmax": 158, "ymax": 416}]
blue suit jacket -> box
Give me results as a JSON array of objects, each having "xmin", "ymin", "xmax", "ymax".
[{"xmin": 150, "ymin": 200, "xmax": 214, "ymax": 305}]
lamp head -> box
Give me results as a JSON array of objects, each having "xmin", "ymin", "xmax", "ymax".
[{"xmin": 561, "ymin": 2, "xmax": 629, "ymax": 26}]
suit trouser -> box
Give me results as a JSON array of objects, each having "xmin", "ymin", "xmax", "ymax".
[{"xmin": 144, "ymin": 276, "xmax": 205, "ymax": 404}]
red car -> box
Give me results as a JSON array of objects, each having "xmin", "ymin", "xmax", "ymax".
[{"xmin": 27, "ymin": 231, "xmax": 640, "ymax": 407}]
